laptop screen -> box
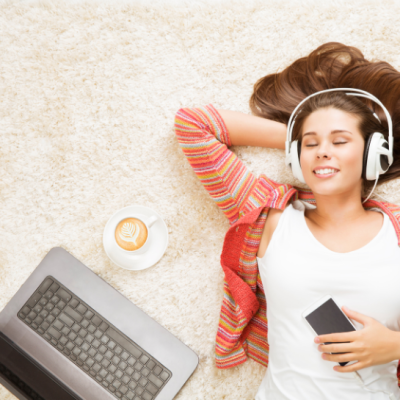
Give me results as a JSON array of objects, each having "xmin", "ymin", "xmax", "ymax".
[{"xmin": 0, "ymin": 332, "xmax": 82, "ymax": 400}]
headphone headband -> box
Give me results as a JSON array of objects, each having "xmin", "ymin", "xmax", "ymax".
[{"xmin": 285, "ymin": 88, "xmax": 394, "ymax": 167}]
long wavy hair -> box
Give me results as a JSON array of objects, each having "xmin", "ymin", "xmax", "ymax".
[{"xmin": 249, "ymin": 42, "xmax": 400, "ymax": 196}]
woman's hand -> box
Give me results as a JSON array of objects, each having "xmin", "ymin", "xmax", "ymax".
[{"xmin": 314, "ymin": 306, "xmax": 400, "ymax": 373}]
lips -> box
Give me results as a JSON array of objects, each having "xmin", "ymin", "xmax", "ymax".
[{"xmin": 313, "ymin": 170, "xmax": 339, "ymax": 178}]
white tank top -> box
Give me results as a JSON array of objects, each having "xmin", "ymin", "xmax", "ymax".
[{"xmin": 255, "ymin": 199, "xmax": 400, "ymax": 400}]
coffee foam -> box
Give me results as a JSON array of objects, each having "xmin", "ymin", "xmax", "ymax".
[{"xmin": 115, "ymin": 217, "xmax": 148, "ymax": 251}]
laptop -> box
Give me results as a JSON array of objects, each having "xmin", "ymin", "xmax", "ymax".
[{"xmin": 0, "ymin": 246, "xmax": 199, "ymax": 400}]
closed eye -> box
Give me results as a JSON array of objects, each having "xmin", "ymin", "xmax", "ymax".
[{"xmin": 305, "ymin": 142, "xmax": 347, "ymax": 147}]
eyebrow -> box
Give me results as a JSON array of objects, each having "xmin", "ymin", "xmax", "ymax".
[{"xmin": 303, "ymin": 129, "xmax": 353, "ymax": 137}]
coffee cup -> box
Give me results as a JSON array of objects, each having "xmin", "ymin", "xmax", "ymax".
[{"xmin": 113, "ymin": 215, "xmax": 158, "ymax": 258}]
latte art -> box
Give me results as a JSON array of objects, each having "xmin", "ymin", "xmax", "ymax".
[{"xmin": 115, "ymin": 218, "xmax": 148, "ymax": 251}]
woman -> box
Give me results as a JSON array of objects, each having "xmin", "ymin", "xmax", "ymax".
[{"xmin": 174, "ymin": 42, "xmax": 400, "ymax": 398}]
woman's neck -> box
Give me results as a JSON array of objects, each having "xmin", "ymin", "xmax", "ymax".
[{"xmin": 304, "ymin": 193, "xmax": 369, "ymax": 228}]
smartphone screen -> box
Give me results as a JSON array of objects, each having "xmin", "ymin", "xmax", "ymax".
[{"xmin": 305, "ymin": 298, "xmax": 356, "ymax": 366}]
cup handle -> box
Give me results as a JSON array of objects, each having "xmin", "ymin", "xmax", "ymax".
[{"xmin": 146, "ymin": 215, "xmax": 158, "ymax": 228}]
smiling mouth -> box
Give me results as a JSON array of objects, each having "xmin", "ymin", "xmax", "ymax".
[{"xmin": 313, "ymin": 170, "xmax": 339, "ymax": 178}]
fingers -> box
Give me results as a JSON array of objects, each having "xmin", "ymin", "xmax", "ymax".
[
  {"xmin": 321, "ymin": 351, "xmax": 357, "ymax": 363},
  {"xmin": 318, "ymin": 341, "xmax": 353, "ymax": 354}
]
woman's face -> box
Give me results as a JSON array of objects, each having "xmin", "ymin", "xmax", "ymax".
[{"xmin": 299, "ymin": 107, "xmax": 365, "ymax": 197}]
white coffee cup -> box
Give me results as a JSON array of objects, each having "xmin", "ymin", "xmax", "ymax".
[{"xmin": 113, "ymin": 215, "xmax": 158, "ymax": 258}]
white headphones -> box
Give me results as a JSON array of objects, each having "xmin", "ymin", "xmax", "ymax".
[{"xmin": 284, "ymin": 88, "xmax": 394, "ymax": 203}]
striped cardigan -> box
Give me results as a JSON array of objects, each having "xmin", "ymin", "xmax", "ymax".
[{"xmin": 174, "ymin": 103, "xmax": 400, "ymax": 385}]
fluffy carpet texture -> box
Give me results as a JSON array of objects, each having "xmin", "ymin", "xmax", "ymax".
[{"xmin": 1, "ymin": 0, "xmax": 400, "ymax": 398}]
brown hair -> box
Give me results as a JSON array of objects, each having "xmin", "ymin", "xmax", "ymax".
[{"xmin": 249, "ymin": 42, "xmax": 400, "ymax": 195}]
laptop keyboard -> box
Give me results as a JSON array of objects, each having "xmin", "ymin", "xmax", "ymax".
[{"xmin": 17, "ymin": 276, "xmax": 172, "ymax": 400}]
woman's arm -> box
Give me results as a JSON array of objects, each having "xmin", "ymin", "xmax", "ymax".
[
  {"xmin": 174, "ymin": 104, "xmax": 257, "ymax": 225},
  {"xmin": 215, "ymin": 109, "xmax": 287, "ymax": 149}
]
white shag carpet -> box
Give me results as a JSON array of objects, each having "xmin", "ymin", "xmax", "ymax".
[{"xmin": 1, "ymin": 0, "xmax": 400, "ymax": 399}]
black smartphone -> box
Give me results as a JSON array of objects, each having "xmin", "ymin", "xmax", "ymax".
[{"xmin": 302, "ymin": 295, "xmax": 357, "ymax": 367}]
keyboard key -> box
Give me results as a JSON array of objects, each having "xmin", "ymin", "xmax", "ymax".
[
  {"xmin": 148, "ymin": 374, "xmax": 163, "ymax": 388},
  {"xmin": 135, "ymin": 386, "xmax": 144, "ymax": 395},
  {"xmin": 94, "ymin": 353, "xmax": 103, "ymax": 363},
  {"xmin": 108, "ymin": 364, "xmax": 117, "ymax": 374},
  {"xmin": 85, "ymin": 310, "xmax": 94, "ymax": 320},
  {"xmin": 105, "ymin": 350, "xmax": 113, "ymax": 359},
  {"xmin": 38, "ymin": 278, "xmax": 53, "ymax": 294},
  {"xmin": 33, "ymin": 305, "xmax": 42, "ymax": 314},
  {"xmin": 79, "ymin": 353, "xmax": 88, "ymax": 362},
  {"xmin": 146, "ymin": 383, "xmax": 158, "ymax": 395},
  {"xmin": 140, "ymin": 355, "xmax": 149, "ymax": 364},
  {"xmin": 107, "ymin": 341, "xmax": 116, "ymax": 350},
  {"xmin": 81, "ymin": 342, "xmax": 90, "ymax": 352},
  {"xmin": 121, "ymin": 351, "xmax": 129, "ymax": 361},
  {"xmin": 153, "ymin": 366, "xmax": 162, "ymax": 376},
  {"xmin": 40, "ymin": 310, "xmax": 49, "ymax": 319},
  {"xmin": 51, "ymin": 296, "xmax": 60, "ymax": 305},
  {"xmin": 115, "ymin": 370, "xmax": 123, "ymax": 379},
  {"xmin": 76, "ymin": 304, "xmax": 87, "ymax": 315},
  {"xmin": 128, "ymin": 381, "xmax": 137, "ymax": 390},
  {"xmin": 28, "ymin": 311, "xmax": 37, "ymax": 320},
  {"xmin": 113, "ymin": 380, "xmax": 122, "ymax": 389},
  {"xmin": 59, "ymin": 313, "xmax": 74, "ymax": 327},
  {"xmin": 88, "ymin": 348, "xmax": 96, "ymax": 357},
  {"xmin": 100, "ymin": 335, "xmax": 109, "ymax": 345},
  {"xmin": 53, "ymin": 320, "xmax": 64, "ymax": 331},
  {"xmin": 72, "ymin": 323, "xmax": 80, "ymax": 333},
  {"xmin": 125, "ymin": 367, "xmax": 134, "ymax": 376},
  {"xmin": 85, "ymin": 358, "xmax": 95, "ymax": 368},
  {"xmin": 46, "ymin": 315, "xmax": 55, "ymax": 324},
  {"xmin": 70, "ymin": 299, "xmax": 79, "ymax": 308},
  {"xmin": 160, "ymin": 371, "xmax": 170, "ymax": 381},
  {"xmin": 61, "ymin": 326, "xmax": 70, "ymax": 336},
  {"xmin": 142, "ymin": 368, "xmax": 150, "ymax": 377},
  {"xmin": 126, "ymin": 391, "xmax": 135, "ymax": 400},
  {"xmin": 68, "ymin": 332, "xmax": 77, "ymax": 341},
  {"xmin": 48, "ymin": 327, "xmax": 62, "ymax": 340},
  {"xmin": 101, "ymin": 358, "xmax": 110, "ymax": 368},
  {"xmin": 142, "ymin": 392, "xmax": 153, "ymax": 400},
  {"xmin": 119, "ymin": 361, "xmax": 127, "ymax": 370},
  {"xmin": 99, "ymin": 368, "xmax": 108, "ymax": 378},
  {"xmin": 106, "ymin": 328, "xmax": 142, "ymax": 359},
  {"xmin": 65, "ymin": 306, "xmax": 83, "ymax": 323},
  {"xmin": 106, "ymin": 373, "xmax": 114, "ymax": 383},
  {"xmin": 121, "ymin": 375, "xmax": 130, "ymax": 384},
  {"xmin": 73, "ymin": 347, "xmax": 81, "ymax": 356},
  {"xmin": 74, "ymin": 337, "xmax": 84, "ymax": 346},
  {"xmin": 49, "ymin": 283, "xmax": 60, "ymax": 293},
  {"xmin": 81, "ymin": 319, "xmax": 90, "ymax": 329},
  {"xmin": 134, "ymin": 362, "xmax": 143, "ymax": 371},
  {"xmin": 94, "ymin": 330, "xmax": 103, "ymax": 339},
  {"xmin": 146, "ymin": 360, "xmax": 155, "ymax": 370},
  {"xmin": 99, "ymin": 321, "xmax": 109, "ymax": 332},
  {"xmin": 56, "ymin": 288, "xmax": 71, "ymax": 302},
  {"xmin": 112, "ymin": 356, "xmax": 121, "ymax": 365},
  {"xmin": 88, "ymin": 324, "xmax": 96, "ymax": 334},
  {"xmin": 120, "ymin": 385, "xmax": 128, "ymax": 395},
  {"xmin": 92, "ymin": 339, "xmax": 101, "ymax": 348},
  {"xmin": 60, "ymin": 336, "xmax": 68, "ymax": 346},
  {"xmin": 139, "ymin": 377, "xmax": 148, "ymax": 387},
  {"xmin": 132, "ymin": 372, "xmax": 140, "ymax": 381},
  {"xmin": 99, "ymin": 345, "xmax": 107, "ymax": 354},
  {"xmin": 91, "ymin": 316, "xmax": 102, "ymax": 327},
  {"xmin": 66, "ymin": 342, "xmax": 75, "ymax": 351},
  {"xmin": 127, "ymin": 357, "xmax": 136, "ymax": 366},
  {"xmin": 85, "ymin": 333, "xmax": 94, "ymax": 343},
  {"xmin": 27, "ymin": 293, "xmax": 42, "ymax": 308},
  {"xmin": 92, "ymin": 363, "xmax": 101, "ymax": 373},
  {"xmin": 78, "ymin": 329, "xmax": 87, "ymax": 338},
  {"xmin": 57, "ymin": 301, "xmax": 66, "ymax": 310}
]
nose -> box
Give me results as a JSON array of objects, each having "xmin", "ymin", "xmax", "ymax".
[{"xmin": 316, "ymin": 142, "xmax": 332, "ymax": 159}]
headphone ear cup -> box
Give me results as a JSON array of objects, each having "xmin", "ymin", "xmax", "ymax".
[
  {"xmin": 290, "ymin": 140, "xmax": 306, "ymax": 183},
  {"xmin": 363, "ymin": 132, "xmax": 390, "ymax": 180},
  {"xmin": 362, "ymin": 134, "xmax": 374, "ymax": 180}
]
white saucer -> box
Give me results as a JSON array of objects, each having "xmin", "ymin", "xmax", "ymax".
[{"xmin": 103, "ymin": 205, "xmax": 169, "ymax": 271}]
